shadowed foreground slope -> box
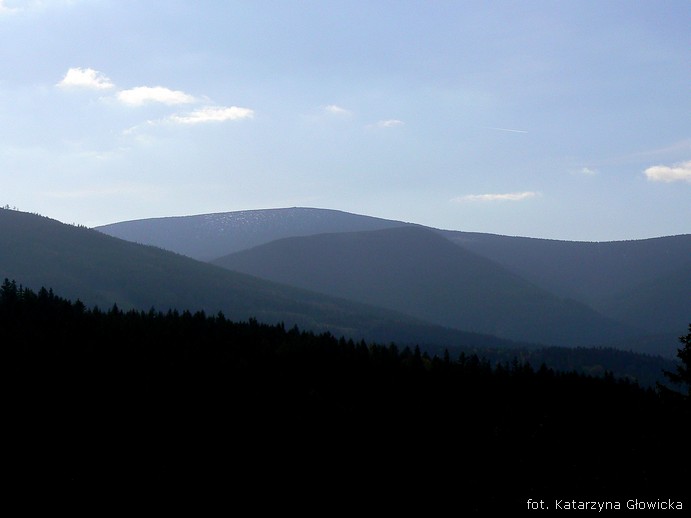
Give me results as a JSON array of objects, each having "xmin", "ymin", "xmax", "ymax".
[{"xmin": 6, "ymin": 284, "xmax": 688, "ymax": 512}]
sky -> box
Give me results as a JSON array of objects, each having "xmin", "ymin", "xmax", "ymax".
[{"xmin": 1, "ymin": 0, "xmax": 689, "ymax": 241}]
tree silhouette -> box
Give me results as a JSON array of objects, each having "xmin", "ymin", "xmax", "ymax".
[
  {"xmin": 659, "ymin": 324, "xmax": 691, "ymax": 403},
  {"xmin": 3, "ymin": 279, "xmax": 690, "ymax": 507}
]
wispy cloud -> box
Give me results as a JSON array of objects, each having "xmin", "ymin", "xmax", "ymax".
[
  {"xmin": 376, "ymin": 119, "xmax": 404, "ymax": 128},
  {"xmin": 117, "ymin": 86, "xmax": 197, "ymax": 106},
  {"xmin": 644, "ymin": 160, "xmax": 691, "ymax": 183},
  {"xmin": 484, "ymin": 126, "xmax": 528, "ymax": 134},
  {"xmin": 625, "ymin": 139, "xmax": 691, "ymax": 161},
  {"xmin": 0, "ymin": 0, "xmax": 16, "ymax": 14},
  {"xmin": 56, "ymin": 67, "xmax": 115, "ymax": 90},
  {"xmin": 2, "ymin": 1, "xmax": 83, "ymax": 15},
  {"xmin": 452, "ymin": 191, "xmax": 541, "ymax": 202},
  {"xmin": 169, "ymin": 106, "xmax": 254, "ymax": 124},
  {"xmin": 578, "ymin": 167, "xmax": 598, "ymax": 176},
  {"xmin": 324, "ymin": 104, "xmax": 351, "ymax": 116}
]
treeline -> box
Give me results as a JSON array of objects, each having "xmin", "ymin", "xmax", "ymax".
[
  {"xmin": 456, "ymin": 345, "xmax": 676, "ymax": 388},
  {"xmin": 3, "ymin": 280, "xmax": 688, "ymax": 512}
]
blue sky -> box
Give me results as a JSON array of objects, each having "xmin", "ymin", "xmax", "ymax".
[{"xmin": 1, "ymin": 0, "xmax": 689, "ymax": 240}]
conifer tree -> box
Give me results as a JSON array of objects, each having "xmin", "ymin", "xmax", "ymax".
[{"xmin": 659, "ymin": 324, "xmax": 691, "ymax": 403}]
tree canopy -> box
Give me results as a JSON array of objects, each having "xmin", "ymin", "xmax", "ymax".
[{"xmin": 4, "ymin": 279, "xmax": 689, "ymax": 512}]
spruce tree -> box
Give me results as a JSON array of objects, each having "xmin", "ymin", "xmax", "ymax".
[{"xmin": 659, "ymin": 324, "xmax": 691, "ymax": 402}]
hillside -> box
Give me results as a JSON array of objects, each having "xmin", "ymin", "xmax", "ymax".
[
  {"xmin": 594, "ymin": 264, "xmax": 691, "ymax": 334},
  {"xmin": 96, "ymin": 207, "xmax": 410, "ymax": 261},
  {"xmin": 445, "ymin": 230, "xmax": 691, "ymax": 335},
  {"xmin": 213, "ymin": 226, "xmax": 636, "ymax": 347},
  {"xmin": 0, "ymin": 208, "xmax": 533, "ymax": 350},
  {"xmin": 1, "ymin": 207, "xmax": 681, "ymax": 385},
  {"xmin": 96, "ymin": 207, "xmax": 689, "ymax": 345}
]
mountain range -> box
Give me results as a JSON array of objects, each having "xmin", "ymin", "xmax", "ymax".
[
  {"xmin": 2, "ymin": 205, "xmax": 687, "ymax": 385},
  {"xmin": 443, "ymin": 230, "xmax": 691, "ymax": 334},
  {"xmin": 0, "ymin": 208, "xmax": 528, "ymax": 351},
  {"xmin": 97, "ymin": 207, "xmax": 690, "ymax": 355},
  {"xmin": 213, "ymin": 226, "xmax": 633, "ymax": 347}
]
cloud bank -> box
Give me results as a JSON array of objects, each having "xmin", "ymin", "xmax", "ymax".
[
  {"xmin": 57, "ymin": 67, "xmax": 115, "ymax": 90},
  {"xmin": 117, "ymin": 86, "xmax": 197, "ymax": 106},
  {"xmin": 643, "ymin": 161, "xmax": 691, "ymax": 183},
  {"xmin": 452, "ymin": 191, "xmax": 540, "ymax": 202}
]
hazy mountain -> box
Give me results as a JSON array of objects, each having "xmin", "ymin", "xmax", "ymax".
[
  {"xmin": 443, "ymin": 231, "xmax": 691, "ymax": 335},
  {"xmin": 97, "ymin": 207, "xmax": 689, "ymax": 350},
  {"xmin": 0, "ymin": 208, "xmax": 534, "ymax": 350},
  {"xmin": 96, "ymin": 207, "xmax": 411, "ymax": 261},
  {"xmin": 594, "ymin": 264, "xmax": 691, "ymax": 334},
  {"xmin": 213, "ymin": 226, "xmax": 637, "ymax": 347}
]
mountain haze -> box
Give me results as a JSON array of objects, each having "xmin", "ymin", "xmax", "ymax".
[
  {"xmin": 97, "ymin": 207, "xmax": 689, "ymax": 354},
  {"xmin": 97, "ymin": 209, "xmax": 689, "ymax": 336},
  {"xmin": 444, "ymin": 231, "xmax": 691, "ymax": 335},
  {"xmin": 594, "ymin": 263, "xmax": 691, "ymax": 334},
  {"xmin": 0, "ymin": 208, "xmax": 528, "ymax": 350},
  {"xmin": 213, "ymin": 226, "xmax": 636, "ymax": 347}
]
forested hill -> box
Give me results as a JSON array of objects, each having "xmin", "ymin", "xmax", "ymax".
[
  {"xmin": 5, "ymin": 281, "xmax": 688, "ymax": 512},
  {"xmin": 445, "ymin": 230, "xmax": 691, "ymax": 336},
  {"xmin": 0, "ymin": 207, "xmax": 530, "ymax": 350},
  {"xmin": 213, "ymin": 226, "xmax": 635, "ymax": 347},
  {"xmin": 96, "ymin": 206, "xmax": 688, "ymax": 353}
]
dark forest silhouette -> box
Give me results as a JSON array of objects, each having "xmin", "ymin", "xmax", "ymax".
[{"xmin": 4, "ymin": 279, "xmax": 688, "ymax": 512}]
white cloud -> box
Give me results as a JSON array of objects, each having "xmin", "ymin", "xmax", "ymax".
[
  {"xmin": 57, "ymin": 67, "xmax": 114, "ymax": 90},
  {"xmin": 2, "ymin": 0, "xmax": 81, "ymax": 13},
  {"xmin": 643, "ymin": 160, "xmax": 691, "ymax": 183},
  {"xmin": 324, "ymin": 104, "xmax": 351, "ymax": 116},
  {"xmin": 169, "ymin": 106, "xmax": 254, "ymax": 124},
  {"xmin": 452, "ymin": 191, "xmax": 541, "ymax": 202},
  {"xmin": 0, "ymin": 0, "xmax": 17, "ymax": 14},
  {"xmin": 117, "ymin": 86, "xmax": 197, "ymax": 106},
  {"xmin": 579, "ymin": 167, "xmax": 598, "ymax": 176},
  {"xmin": 376, "ymin": 119, "xmax": 404, "ymax": 128}
]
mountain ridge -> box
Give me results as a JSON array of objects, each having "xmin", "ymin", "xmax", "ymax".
[
  {"xmin": 0, "ymin": 208, "xmax": 536, "ymax": 351},
  {"xmin": 97, "ymin": 207, "xmax": 412, "ymax": 261},
  {"xmin": 96, "ymin": 206, "xmax": 690, "ymax": 353},
  {"xmin": 1, "ymin": 207, "xmax": 683, "ymax": 379},
  {"xmin": 212, "ymin": 225, "xmax": 639, "ymax": 347}
]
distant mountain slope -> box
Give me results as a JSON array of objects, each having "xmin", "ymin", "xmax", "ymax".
[
  {"xmin": 96, "ymin": 207, "xmax": 410, "ymax": 261},
  {"xmin": 213, "ymin": 226, "xmax": 636, "ymax": 347},
  {"xmin": 443, "ymin": 231, "xmax": 691, "ymax": 334},
  {"xmin": 0, "ymin": 208, "xmax": 532, "ymax": 350},
  {"xmin": 98, "ymin": 207, "xmax": 689, "ymax": 343},
  {"xmin": 595, "ymin": 264, "xmax": 691, "ymax": 334}
]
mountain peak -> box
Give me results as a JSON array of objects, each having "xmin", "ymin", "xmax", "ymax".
[{"xmin": 96, "ymin": 207, "xmax": 411, "ymax": 261}]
